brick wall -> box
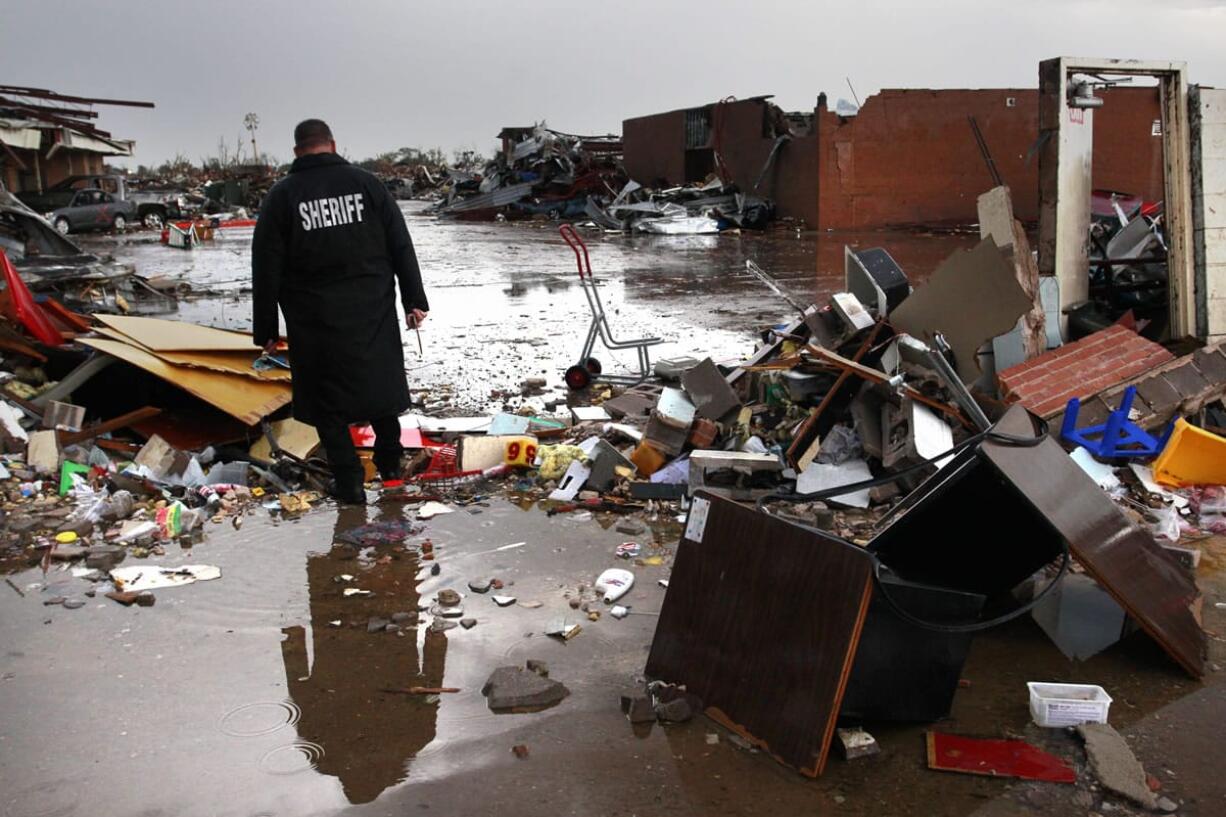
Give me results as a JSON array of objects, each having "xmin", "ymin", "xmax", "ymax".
[
  {"xmin": 997, "ymin": 324, "xmax": 1175, "ymax": 417},
  {"xmin": 817, "ymin": 87, "xmax": 1164, "ymax": 230}
]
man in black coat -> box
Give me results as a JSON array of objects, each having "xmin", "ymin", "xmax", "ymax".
[{"xmin": 252, "ymin": 119, "xmax": 428, "ymax": 504}]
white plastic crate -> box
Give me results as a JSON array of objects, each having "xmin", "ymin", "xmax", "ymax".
[{"xmin": 1028, "ymin": 682, "xmax": 1112, "ymax": 727}]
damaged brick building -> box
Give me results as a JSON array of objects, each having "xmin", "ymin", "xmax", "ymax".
[{"xmin": 622, "ymin": 88, "xmax": 1164, "ymax": 230}]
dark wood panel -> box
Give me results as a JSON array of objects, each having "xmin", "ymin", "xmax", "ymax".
[
  {"xmin": 984, "ymin": 406, "xmax": 1205, "ymax": 677},
  {"xmin": 646, "ymin": 492, "xmax": 875, "ymax": 776}
]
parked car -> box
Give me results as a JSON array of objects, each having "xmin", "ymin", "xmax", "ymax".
[
  {"xmin": 18, "ymin": 174, "xmax": 185, "ymax": 230},
  {"xmin": 45, "ymin": 189, "xmax": 137, "ymax": 234}
]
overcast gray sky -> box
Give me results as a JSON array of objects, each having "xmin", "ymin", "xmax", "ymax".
[{"xmin": 3, "ymin": 0, "xmax": 1224, "ymax": 167}]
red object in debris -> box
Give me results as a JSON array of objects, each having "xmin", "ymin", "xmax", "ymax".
[
  {"xmin": 925, "ymin": 732, "xmax": 1076, "ymax": 784},
  {"xmin": 0, "ymin": 250, "xmax": 64, "ymax": 347},
  {"xmin": 349, "ymin": 423, "xmax": 444, "ymax": 450},
  {"xmin": 997, "ymin": 324, "xmax": 1174, "ymax": 417}
]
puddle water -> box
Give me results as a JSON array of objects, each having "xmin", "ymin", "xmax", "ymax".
[{"xmin": 78, "ymin": 208, "xmax": 973, "ymax": 413}]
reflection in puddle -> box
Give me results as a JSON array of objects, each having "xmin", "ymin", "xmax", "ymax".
[
  {"xmin": 218, "ymin": 699, "xmax": 302, "ymax": 737},
  {"xmin": 278, "ymin": 502, "xmax": 447, "ymax": 805}
]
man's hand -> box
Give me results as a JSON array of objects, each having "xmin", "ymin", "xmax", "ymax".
[
  {"xmin": 407, "ymin": 309, "xmax": 428, "ymax": 329},
  {"xmin": 262, "ymin": 339, "xmax": 279, "ymax": 355}
]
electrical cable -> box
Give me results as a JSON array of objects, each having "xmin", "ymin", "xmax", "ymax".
[{"xmin": 752, "ymin": 413, "xmax": 1063, "ymax": 634}]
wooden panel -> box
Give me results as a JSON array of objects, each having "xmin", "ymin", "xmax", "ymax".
[
  {"xmin": 645, "ymin": 492, "xmax": 874, "ymax": 776},
  {"xmin": 984, "ymin": 406, "xmax": 1205, "ymax": 677},
  {"xmin": 78, "ymin": 337, "xmax": 290, "ymax": 426},
  {"xmin": 93, "ymin": 314, "xmax": 257, "ymax": 351},
  {"xmin": 93, "ymin": 326, "xmax": 290, "ymax": 381}
]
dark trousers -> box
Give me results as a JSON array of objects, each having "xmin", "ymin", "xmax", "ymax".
[{"xmin": 315, "ymin": 416, "xmax": 404, "ymax": 489}]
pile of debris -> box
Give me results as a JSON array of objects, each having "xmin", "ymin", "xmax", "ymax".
[
  {"xmin": 585, "ymin": 177, "xmax": 775, "ymax": 235},
  {"xmin": 434, "ymin": 125, "xmax": 624, "ymax": 221},
  {"xmin": 0, "ymin": 191, "xmax": 175, "ymax": 314}
]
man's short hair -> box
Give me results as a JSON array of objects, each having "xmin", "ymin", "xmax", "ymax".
[{"xmin": 294, "ymin": 119, "xmax": 333, "ymax": 149}]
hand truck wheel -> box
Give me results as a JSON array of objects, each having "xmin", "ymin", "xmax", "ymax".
[
  {"xmin": 583, "ymin": 357, "xmax": 603, "ymax": 375},
  {"xmin": 564, "ymin": 365, "xmax": 593, "ymax": 391}
]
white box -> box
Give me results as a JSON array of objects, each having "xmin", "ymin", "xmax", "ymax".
[{"xmin": 1027, "ymin": 682, "xmax": 1113, "ymax": 727}]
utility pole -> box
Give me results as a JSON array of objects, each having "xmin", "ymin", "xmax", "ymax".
[{"xmin": 244, "ymin": 113, "xmax": 260, "ymax": 166}]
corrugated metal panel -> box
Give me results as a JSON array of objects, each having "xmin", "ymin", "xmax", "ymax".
[
  {"xmin": 0, "ymin": 125, "xmax": 42, "ymax": 150},
  {"xmin": 441, "ymin": 181, "xmax": 535, "ymax": 214}
]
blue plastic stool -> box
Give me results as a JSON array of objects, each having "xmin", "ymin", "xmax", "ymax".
[{"xmin": 1060, "ymin": 386, "xmax": 1175, "ymax": 459}]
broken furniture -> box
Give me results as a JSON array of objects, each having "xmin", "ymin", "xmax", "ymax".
[
  {"xmin": 1150, "ymin": 417, "xmax": 1226, "ymax": 487},
  {"xmin": 874, "ymin": 406, "xmax": 1205, "ymax": 677},
  {"xmin": 687, "ymin": 450, "xmax": 783, "ymax": 500},
  {"xmin": 647, "ymin": 491, "xmax": 876, "ymax": 777},
  {"xmin": 1061, "ymin": 385, "xmax": 1175, "ymax": 459},
  {"xmin": 559, "ymin": 224, "xmax": 662, "ymax": 390}
]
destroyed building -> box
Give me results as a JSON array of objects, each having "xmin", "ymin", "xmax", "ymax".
[
  {"xmin": 622, "ymin": 88, "xmax": 1165, "ymax": 230},
  {"xmin": 0, "ymin": 85, "xmax": 151, "ymax": 194}
]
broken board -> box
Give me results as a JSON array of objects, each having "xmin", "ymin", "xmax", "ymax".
[
  {"xmin": 93, "ymin": 314, "xmax": 257, "ymax": 352},
  {"xmin": 983, "ymin": 406, "xmax": 1205, "ymax": 677},
  {"xmin": 646, "ymin": 491, "xmax": 875, "ymax": 777},
  {"xmin": 890, "ymin": 239, "xmax": 1032, "ymax": 384},
  {"xmin": 92, "ymin": 326, "xmax": 290, "ymax": 382},
  {"xmin": 926, "ymin": 732, "xmax": 1076, "ymax": 783},
  {"xmin": 78, "ymin": 337, "xmax": 290, "ymax": 426}
]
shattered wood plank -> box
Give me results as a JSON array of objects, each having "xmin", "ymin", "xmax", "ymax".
[
  {"xmin": 77, "ymin": 337, "xmax": 290, "ymax": 425},
  {"xmin": 646, "ymin": 491, "xmax": 874, "ymax": 777},
  {"xmin": 56, "ymin": 407, "xmax": 162, "ymax": 447},
  {"xmin": 784, "ymin": 322, "xmax": 884, "ymax": 469}
]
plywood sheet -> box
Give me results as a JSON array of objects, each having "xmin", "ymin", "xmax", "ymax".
[
  {"xmin": 891, "ymin": 239, "xmax": 1033, "ymax": 383},
  {"xmin": 78, "ymin": 337, "xmax": 290, "ymax": 426},
  {"xmin": 93, "ymin": 314, "xmax": 258, "ymax": 352},
  {"xmin": 645, "ymin": 491, "xmax": 875, "ymax": 776},
  {"xmin": 984, "ymin": 406, "xmax": 1205, "ymax": 677},
  {"xmin": 92, "ymin": 326, "xmax": 290, "ymax": 382}
]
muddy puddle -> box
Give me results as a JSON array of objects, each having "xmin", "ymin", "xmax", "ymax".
[
  {"xmin": 2, "ymin": 493, "xmax": 1222, "ymax": 817},
  {"xmin": 79, "ymin": 206, "xmax": 973, "ymax": 414}
]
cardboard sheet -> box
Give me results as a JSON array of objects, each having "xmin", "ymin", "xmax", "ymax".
[
  {"xmin": 78, "ymin": 337, "xmax": 290, "ymax": 425},
  {"xmin": 92, "ymin": 326, "xmax": 289, "ymax": 382},
  {"xmin": 93, "ymin": 314, "xmax": 257, "ymax": 352},
  {"xmin": 890, "ymin": 239, "xmax": 1033, "ymax": 383},
  {"xmin": 250, "ymin": 418, "xmax": 320, "ymax": 461}
]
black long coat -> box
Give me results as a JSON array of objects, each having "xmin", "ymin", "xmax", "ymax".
[{"xmin": 251, "ymin": 153, "xmax": 428, "ymax": 426}]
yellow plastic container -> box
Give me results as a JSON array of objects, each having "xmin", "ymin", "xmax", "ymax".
[{"xmin": 1152, "ymin": 418, "xmax": 1226, "ymax": 487}]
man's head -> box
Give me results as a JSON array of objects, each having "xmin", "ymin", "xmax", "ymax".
[{"xmin": 293, "ymin": 119, "xmax": 336, "ymax": 157}]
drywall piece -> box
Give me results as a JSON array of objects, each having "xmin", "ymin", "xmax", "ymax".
[
  {"xmin": 93, "ymin": 314, "xmax": 257, "ymax": 352},
  {"xmin": 26, "ymin": 429, "xmax": 59, "ymax": 475},
  {"xmin": 459, "ymin": 435, "xmax": 537, "ymax": 472},
  {"xmin": 646, "ymin": 491, "xmax": 875, "ymax": 777},
  {"xmin": 978, "ymin": 185, "xmax": 1046, "ymax": 362},
  {"xmin": 890, "ymin": 239, "xmax": 1033, "ymax": 383},
  {"xmin": 0, "ymin": 401, "xmax": 29, "ymax": 445},
  {"xmin": 571, "ymin": 406, "xmax": 611, "ymax": 423},
  {"xmin": 680, "ymin": 359, "xmax": 741, "ymax": 420},
  {"xmin": 78, "ymin": 338, "xmax": 290, "ymax": 425},
  {"xmin": 796, "ymin": 459, "xmax": 872, "ymax": 508},
  {"xmin": 249, "ymin": 418, "xmax": 320, "ymax": 462}
]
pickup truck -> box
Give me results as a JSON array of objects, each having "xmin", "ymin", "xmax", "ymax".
[{"xmin": 17, "ymin": 174, "xmax": 185, "ymax": 232}]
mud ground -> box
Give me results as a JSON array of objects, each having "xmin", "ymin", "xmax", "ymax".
[{"xmin": 1, "ymin": 211, "xmax": 1223, "ymax": 817}]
